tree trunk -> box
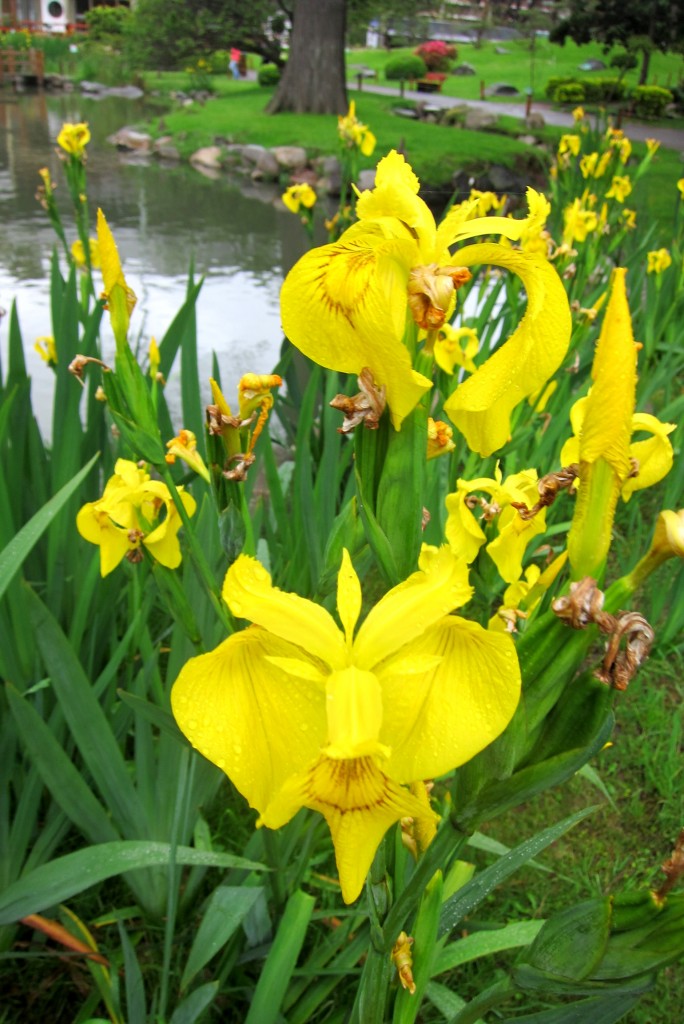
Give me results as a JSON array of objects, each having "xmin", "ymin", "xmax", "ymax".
[
  {"xmin": 638, "ymin": 47, "xmax": 651, "ymax": 86},
  {"xmin": 267, "ymin": 0, "xmax": 348, "ymax": 114}
]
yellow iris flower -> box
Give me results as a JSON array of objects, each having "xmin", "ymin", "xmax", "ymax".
[
  {"xmin": 558, "ymin": 134, "xmax": 581, "ymax": 157},
  {"xmin": 165, "ymin": 429, "xmax": 210, "ymax": 482},
  {"xmin": 34, "ymin": 335, "xmax": 57, "ymax": 365},
  {"xmin": 281, "ymin": 150, "xmax": 570, "ymax": 452},
  {"xmin": 71, "ymin": 237, "xmax": 101, "ymax": 269},
  {"xmin": 563, "ymin": 197, "xmax": 598, "ymax": 244},
  {"xmin": 605, "ymin": 175, "xmax": 632, "ymax": 202},
  {"xmin": 77, "ymin": 458, "xmax": 196, "ymax": 576},
  {"xmin": 433, "ymin": 325, "xmax": 478, "ymax": 375},
  {"xmin": 647, "ymin": 248, "xmax": 672, "ymax": 274},
  {"xmin": 57, "ymin": 121, "xmax": 90, "ymax": 158},
  {"xmin": 445, "ymin": 466, "xmax": 547, "ymax": 583},
  {"xmin": 338, "ymin": 100, "xmax": 376, "ymax": 156},
  {"xmin": 282, "ymin": 183, "xmax": 317, "ymax": 214},
  {"xmin": 171, "ymin": 546, "xmax": 521, "ymax": 903}
]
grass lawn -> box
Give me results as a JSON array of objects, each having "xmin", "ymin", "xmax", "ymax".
[
  {"xmin": 347, "ymin": 36, "xmax": 684, "ymax": 104},
  {"xmin": 140, "ymin": 75, "xmax": 682, "ymax": 235}
]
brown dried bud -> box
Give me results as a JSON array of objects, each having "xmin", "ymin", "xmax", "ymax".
[
  {"xmin": 512, "ymin": 464, "xmax": 579, "ymax": 520},
  {"xmin": 330, "ymin": 367, "xmax": 386, "ymax": 433}
]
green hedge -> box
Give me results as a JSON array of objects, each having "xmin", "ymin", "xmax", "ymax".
[
  {"xmin": 257, "ymin": 63, "xmax": 281, "ymax": 87},
  {"xmin": 631, "ymin": 85, "xmax": 673, "ymax": 118},
  {"xmin": 385, "ymin": 55, "xmax": 426, "ymax": 82},
  {"xmin": 546, "ymin": 75, "xmax": 627, "ymax": 104}
]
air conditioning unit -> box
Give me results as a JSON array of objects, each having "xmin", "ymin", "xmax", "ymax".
[{"xmin": 41, "ymin": 0, "xmax": 68, "ymax": 32}]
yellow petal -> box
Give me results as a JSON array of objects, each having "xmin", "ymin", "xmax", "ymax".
[
  {"xmin": 324, "ymin": 666, "xmax": 386, "ymax": 759},
  {"xmin": 261, "ymin": 755, "xmax": 431, "ymax": 904},
  {"xmin": 353, "ymin": 545, "xmax": 472, "ymax": 670},
  {"xmin": 171, "ymin": 629, "xmax": 326, "ymax": 816},
  {"xmin": 444, "ymin": 482, "xmax": 490, "ymax": 564},
  {"xmin": 223, "ymin": 556, "xmax": 347, "ymax": 670},
  {"xmin": 621, "ymin": 413, "xmax": 675, "ymax": 501},
  {"xmin": 76, "ymin": 503, "xmax": 133, "ymax": 576},
  {"xmin": 280, "ymin": 224, "xmax": 432, "ymax": 429},
  {"xmin": 443, "ymin": 242, "xmax": 571, "ymax": 456},
  {"xmin": 143, "ymin": 491, "xmax": 195, "ymax": 569},
  {"xmin": 579, "ymin": 269, "xmax": 636, "ymax": 476},
  {"xmin": 97, "ymin": 208, "xmax": 137, "ymax": 348},
  {"xmin": 337, "ymin": 549, "xmax": 362, "ymax": 645},
  {"xmin": 378, "ymin": 616, "xmax": 520, "ymax": 782},
  {"xmin": 486, "ymin": 505, "xmax": 546, "ymax": 584}
]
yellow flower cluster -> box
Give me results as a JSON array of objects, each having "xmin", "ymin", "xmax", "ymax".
[
  {"xmin": 77, "ymin": 459, "xmax": 196, "ymax": 576},
  {"xmin": 337, "ymin": 101, "xmax": 376, "ymax": 156}
]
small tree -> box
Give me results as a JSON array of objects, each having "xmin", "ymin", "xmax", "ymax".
[
  {"xmin": 414, "ymin": 40, "xmax": 456, "ymax": 72},
  {"xmin": 385, "ymin": 54, "xmax": 426, "ymax": 96}
]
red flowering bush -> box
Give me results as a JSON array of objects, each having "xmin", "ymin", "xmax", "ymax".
[{"xmin": 414, "ymin": 40, "xmax": 456, "ymax": 72}]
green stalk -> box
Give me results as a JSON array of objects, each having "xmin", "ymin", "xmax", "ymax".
[{"xmin": 160, "ymin": 466, "xmax": 234, "ymax": 635}]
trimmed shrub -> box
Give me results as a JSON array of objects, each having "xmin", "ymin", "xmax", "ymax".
[
  {"xmin": 414, "ymin": 40, "xmax": 456, "ymax": 72},
  {"xmin": 385, "ymin": 55, "xmax": 426, "ymax": 82},
  {"xmin": 257, "ymin": 63, "xmax": 281, "ymax": 87},
  {"xmin": 553, "ymin": 83, "xmax": 585, "ymax": 105},
  {"xmin": 547, "ymin": 76, "xmax": 626, "ymax": 104},
  {"xmin": 631, "ymin": 85, "xmax": 673, "ymax": 118}
]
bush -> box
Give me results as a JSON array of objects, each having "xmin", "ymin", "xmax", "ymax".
[
  {"xmin": 553, "ymin": 83, "xmax": 585, "ymax": 105},
  {"xmin": 85, "ymin": 5, "xmax": 131, "ymax": 42},
  {"xmin": 414, "ymin": 40, "xmax": 456, "ymax": 72},
  {"xmin": 631, "ymin": 85, "xmax": 674, "ymax": 118},
  {"xmin": 385, "ymin": 55, "xmax": 426, "ymax": 82},
  {"xmin": 257, "ymin": 63, "xmax": 281, "ymax": 86},
  {"xmin": 547, "ymin": 76, "xmax": 626, "ymax": 104},
  {"xmin": 610, "ymin": 52, "xmax": 638, "ymax": 75}
]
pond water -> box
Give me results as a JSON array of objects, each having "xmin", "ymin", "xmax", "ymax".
[{"xmin": 0, "ymin": 90, "xmax": 314, "ymax": 431}]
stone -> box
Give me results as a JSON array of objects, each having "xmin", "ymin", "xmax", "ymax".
[
  {"xmin": 314, "ymin": 155, "xmax": 341, "ymax": 176},
  {"xmin": 190, "ymin": 146, "xmax": 223, "ymax": 170},
  {"xmin": 357, "ymin": 169, "xmax": 377, "ymax": 192},
  {"xmin": 526, "ymin": 112, "xmax": 546, "ymax": 130},
  {"xmin": 495, "ymin": 47, "xmax": 510, "ymax": 55},
  {"xmin": 153, "ymin": 137, "xmax": 181, "ymax": 161},
  {"xmin": 253, "ymin": 149, "xmax": 280, "ymax": 180},
  {"xmin": 516, "ymin": 134, "xmax": 539, "ymax": 146},
  {"xmin": 487, "ymin": 164, "xmax": 518, "ymax": 191},
  {"xmin": 487, "ymin": 82, "xmax": 519, "ymax": 96},
  {"xmin": 578, "ymin": 59, "xmax": 606, "ymax": 71},
  {"xmin": 79, "ymin": 79, "xmax": 106, "ymax": 94},
  {"xmin": 271, "ymin": 145, "xmax": 308, "ymax": 170},
  {"xmin": 453, "ymin": 63, "xmax": 477, "ymax": 76},
  {"xmin": 241, "ymin": 144, "xmax": 269, "ymax": 165},
  {"xmin": 107, "ymin": 127, "xmax": 152, "ymax": 153},
  {"xmin": 464, "ymin": 108, "xmax": 497, "ymax": 130},
  {"xmin": 105, "ymin": 84, "xmax": 144, "ymax": 100},
  {"xmin": 394, "ymin": 106, "xmax": 420, "ymax": 119}
]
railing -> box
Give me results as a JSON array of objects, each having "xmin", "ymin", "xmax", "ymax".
[
  {"xmin": 0, "ymin": 20, "xmax": 88, "ymax": 35},
  {"xmin": 0, "ymin": 48, "xmax": 45, "ymax": 85}
]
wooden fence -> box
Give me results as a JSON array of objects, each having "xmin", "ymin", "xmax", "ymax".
[{"xmin": 0, "ymin": 48, "xmax": 45, "ymax": 86}]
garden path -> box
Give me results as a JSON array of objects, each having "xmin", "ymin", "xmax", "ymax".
[{"xmin": 347, "ymin": 79, "xmax": 684, "ymax": 152}]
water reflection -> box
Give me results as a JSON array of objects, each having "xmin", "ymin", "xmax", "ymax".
[{"xmin": 0, "ymin": 91, "xmax": 313, "ymax": 430}]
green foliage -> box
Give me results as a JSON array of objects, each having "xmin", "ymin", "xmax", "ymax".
[
  {"xmin": 124, "ymin": 0, "xmax": 282, "ymax": 71},
  {"xmin": 257, "ymin": 62, "xmax": 281, "ymax": 86},
  {"xmin": 553, "ymin": 82, "xmax": 586, "ymax": 104},
  {"xmin": 84, "ymin": 4, "xmax": 132, "ymax": 41},
  {"xmin": 631, "ymin": 84, "xmax": 674, "ymax": 118},
  {"xmin": 384, "ymin": 54, "xmax": 426, "ymax": 82},
  {"xmin": 546, "ymin": 76, "xmax": 627, "ymax": 103}
]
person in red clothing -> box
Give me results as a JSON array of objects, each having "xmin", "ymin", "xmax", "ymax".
[{"xmin": 229, "ymin": 46, "xmax": 241, "ymax": 79}]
